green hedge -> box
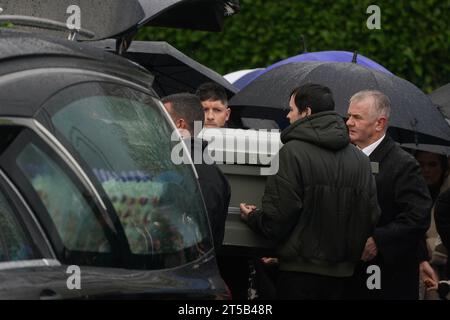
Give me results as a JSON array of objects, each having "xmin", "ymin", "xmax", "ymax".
[{"xmin": 137, "ymin": 0, "xmax": 450, "ymax": 93}]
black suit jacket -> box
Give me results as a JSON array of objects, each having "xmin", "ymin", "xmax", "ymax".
[
  {"xmin": 370, "ymin": 136, "xmax": 431, "ymax": 265},
  {"xmin": 347, "ymin": 136, "xmax": 432, "ymax": 299},
  {"xmin": 187, "ymin": 138, "xmax": 231, "ymax": 252}
]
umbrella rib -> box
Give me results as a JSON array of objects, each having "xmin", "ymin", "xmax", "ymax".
[
  {"xmin": 150, "ymin": 68, "xmax": 233, "ymax": 94},
  {"xmin": 149, "ymin": 68, "xmax": 200, "ymax": 90},
  {"xmin": 156, "ymin": 67, "xmax": 203, "ymax": 78},
  {"xmin": 150, "ymin": 64, "xmax": 199, "ymax": 77},
  {"xmin": 366, "ymin": 67, "xmax": 381, "ymax": 90},
  {"xmin": 151, "ymin": 64, "xmax": 232, "ymax": 87},
  {"xmin": 367, "ymin": 69, "xmax": 411, "ymax": 132},
  {"xmin": 141, "ymin": 57, "xmax": 211, "ymax": 80}
]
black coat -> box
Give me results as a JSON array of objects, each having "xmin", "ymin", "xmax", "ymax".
[
  {"xmin": 435, "ymin": 188, "xmax": 450, "ymax": 278},
  {"xmin": 370, "ymin": 136, "xmax": 431, "ymax": 264},
  {"xmin": 187, "ymin": 138, "xmax": 231, "ymax": 251},
  {"xmin": 349, "ymin": 136, "xmax": 432, "ymax": 300}
]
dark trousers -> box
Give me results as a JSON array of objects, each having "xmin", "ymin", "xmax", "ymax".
[
  {"xmin": 276, "ymin": 271, "xmax": 350, "ymax": 300},
  {"xmin": 250, "ymin": 258, "xmax": 278, "ymax": 299},
  {"xmin": 216, "ymin": 255, "xmax": 250, "ymax": 300},
  {"xmin": 345, "ymin": 259, "xmax": 419, "ymax": 300}
]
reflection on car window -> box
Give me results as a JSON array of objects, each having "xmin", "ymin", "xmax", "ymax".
[
  {"xmin": 16, "ymin": 143, "xmax": 111, "ymax": 253},
  {"xmin": 0, "ymin": 189, "xmax": 35, "ymax": 262},
  {"xmin": 48, "ymin": 83, "xmax": 211, "ymax": 267}
]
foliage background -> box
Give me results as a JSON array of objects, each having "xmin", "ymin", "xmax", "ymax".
[{"xmin": 137, "ymin": 0, "xmax": 450, "ymax": 93}]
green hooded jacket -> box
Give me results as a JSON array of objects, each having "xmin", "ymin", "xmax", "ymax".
[{"xmin": 247, "ymin": 111, "xmax": 380, "ymax": 277}]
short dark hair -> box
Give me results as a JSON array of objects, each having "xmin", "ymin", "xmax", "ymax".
[
  {"xmin": 290, "ymin": 83, "xmax": 335, "ymax": 114},
  {"xmin": 195, "ymin": 82, "xmax": 228, "ymax": 105},
  {"xmin": 161, "ymin": 93, "xmax": 204, "ymax": 134}
]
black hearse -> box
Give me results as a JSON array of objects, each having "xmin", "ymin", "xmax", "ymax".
[{"xmin": 0, "ymin": 0, "xmax": 239, "ymax": 299}]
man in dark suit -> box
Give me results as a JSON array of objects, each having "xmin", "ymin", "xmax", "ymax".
[
  {"xmin": 162, "ymin": 93, "xmax": 231, "ymax": 251},
  {"xmin": 162, "ymin": 92, "xmax": 249, "ymax": 299},
  {"xmin": 346, "ymin": 89, "xmax": 432, "ymax": 299}
]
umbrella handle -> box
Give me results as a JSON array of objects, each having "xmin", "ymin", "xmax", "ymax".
[{"xmin": 300, "ymin": 35, "xmax": 308, "ymax": 53}]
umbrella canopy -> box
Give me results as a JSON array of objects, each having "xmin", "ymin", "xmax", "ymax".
[
  {"xmin": 229, "ymin": 61, "xmax": 450, "ymax": 145},
  {"xmin": 430, "ymin": 83, "xmax": 450, "ymax": 119},
  {"xmin": 138, "ymin": 0, "xmax": 240, "ymax": 32},
  {"xmin": 232, "ymin": 69, "xmax": 266, "ymax": 90},
  {"xmin": 224, "ymin": 68, "xmax": 263, "ymax": 83},
  {"xmin": 92, "ymin": 40, "xmax": 237, "ymax": 97},
  {"xmin": 233, "ymin": 51, "xmax": 393, "ymax": 89},
  {"xmin": 264, "ymin": 51, "xmax": 393, "ymax": 75}
]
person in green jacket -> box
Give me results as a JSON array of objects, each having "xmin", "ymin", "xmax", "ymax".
[{"xmin": 240, "ymin": 83, "xmax": 380, "ymax": 299}]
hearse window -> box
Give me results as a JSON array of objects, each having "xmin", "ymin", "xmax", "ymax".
[
  {"xmin": 0, "ymin": 188, "xmax": 36, "ymax": 262},
  {"xmin": 45, "ymin": 83, "xmax": 211, "ymax": 268},
  {"xmin": 16, "ymin": 143, "xmax": 111, "ymax": 253}
]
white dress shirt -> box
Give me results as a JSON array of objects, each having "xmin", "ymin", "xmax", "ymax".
[{"xmin": 360, "ymin": 134, "xmax": 386, "ymax": 156}]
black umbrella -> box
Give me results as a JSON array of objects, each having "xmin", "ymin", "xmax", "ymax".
[
  {"xmin": 430, "ymin": 83, "xmax": 450, "ymax": 119},
  {"xmin": 92, "ymin": 39, "xmax": 237, "ymax": 97},
  {"xmin": 229, "ymin": 61, "xmax": 450, "ymax": 145},
  {"xmin": 138, "ymin": 0, "xmax": 240, "ymax": 32},
  {"xmin": 403, "ymin": 80, "xmax": 450, "ymax": 156}
]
